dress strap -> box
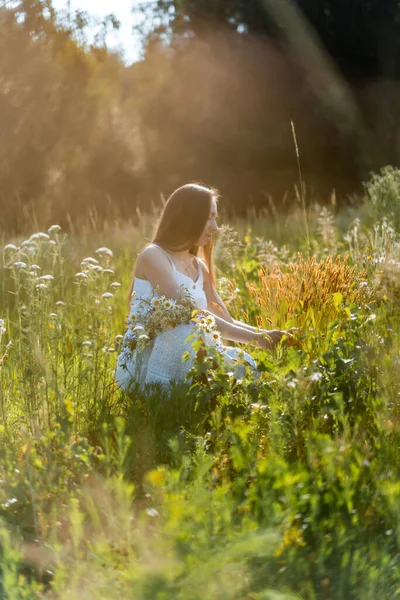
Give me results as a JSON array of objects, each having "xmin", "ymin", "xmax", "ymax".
[{"xmin": 150, "ymin": 243, "xmax": 177, "ymax": 273}]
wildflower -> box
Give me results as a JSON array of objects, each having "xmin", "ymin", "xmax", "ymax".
[
  {"xmin": 82, "ymin": 341, "xmax": 92, "ymax": 347},
  {"xmin": 101, "ymin": 292, "xmax": 114, "ymax": 299},
  {"xmin": 47, "ymin": 225, "xmax": 61, "ymax": 234},
  {"xmin": 3, "ymin": 244, "xmax": 18, "ymax": 252},
  {"xmin": 310, "ymin": 372, "xmax": 322, "ymax": 382},
  {"xmin": 29, "ymin": 264, "xmax": 41, "ymax": 271},
  {"xmin": 95, "ymin": 247, "xmax": 113, "ymax": 257},
  {"xmin": 36, "ymin": 283, "xmax": 47, "ymax": 290},
  {"xmin": 47, "ymin": 240, "xmax": 56, "ymax": 246},
  {"xmin": 102, "ymin": 269, "xmax": 115, "ymax": 275},
  {"xmin": 48, "ymin": 313, "xmax": 57, "ymax": 318},
  {"xmin": 110, "ymin": 282, "xmax": 121, "ymax": 288},
  {"xmin": 162, "ymin": 299, "xmax": 175, "ymax": 310},
  {"xmin": 13, "ymin": 262, "xmax": 27, "ymax": 269},
  {"xmin": 0, "ymin": 319, "xmax": 6, "ymax": 335},
  {"xmin": 38, "ymin": 274, "xmax": 54, "ymax": 281},
  {"xmin": 55, "ymin": 301, "xmax": 66, "ymax": 307},
  {"xmin": 81, "ymin": 257, "xmax": 99, "ymax": 266},
  {"xmin": 84, "ymin": 264, "xmax": 103, "ymax": 272},
  {"xmin": 29, "ymin": 232, "xmax": 50, "ymax": 242},
  {"xmin": 75, "ymin": 272, "xmax": 89, "ymax": 279}
]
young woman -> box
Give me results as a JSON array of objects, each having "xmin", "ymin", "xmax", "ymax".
[{"xmin": 115, "ymin": 183, "xmax": 290, "ymax": 391}]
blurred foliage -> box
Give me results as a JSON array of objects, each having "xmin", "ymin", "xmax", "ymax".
[
  {"xmin": 2, "ymin": 0, "xmax": 400, "ymax": 232},
  {"xmin": 0, "ymin": 0, "xmax": 140, "ymax": 232}
]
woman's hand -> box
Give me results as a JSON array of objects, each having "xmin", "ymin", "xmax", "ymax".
[{"xmin": 257, "ymin": 329, "xmax": 296, "ymax": 350}]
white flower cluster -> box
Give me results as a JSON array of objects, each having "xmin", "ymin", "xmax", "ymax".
[
  {"xmin": 0, "ymin": 319, "xmax": 6, "ymax": 336},
  {"xmin": 192, "ymin": 312, "xmax": 223, "ymax": 349},
  {"xmin": 121, "ymin": 289, "xmax": 222, "ymax": 357}
]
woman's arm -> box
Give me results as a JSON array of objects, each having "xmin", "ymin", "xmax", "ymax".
[
  {"xmin": 200, "ymin": 259, "xmax": 288, "ymax": 348},
  {"xmin": 135, "ymin": 248, "xmax": 272, "ymax": 348}
]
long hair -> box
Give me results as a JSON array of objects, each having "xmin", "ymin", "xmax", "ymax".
[{"xmin": 129, "ymin": 183, "xmax": 219, "ymax": 301}]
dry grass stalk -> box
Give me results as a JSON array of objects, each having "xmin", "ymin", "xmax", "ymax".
[{"xmin": 248, "ymin": 253, "xmax": 367, "ymax": 329}]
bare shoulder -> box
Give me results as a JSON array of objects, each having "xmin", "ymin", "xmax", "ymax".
[{"xmin": 135, "ymin": 244, "xmax": 171, "ymax": 278}]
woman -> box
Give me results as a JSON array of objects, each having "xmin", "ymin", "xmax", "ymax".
[{"xmin": 115, "ymin": 183, "xmax": 289, "ymax": 392}]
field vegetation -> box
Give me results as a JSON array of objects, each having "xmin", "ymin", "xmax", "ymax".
[{"xmin": 0, "ymin": 169, "xmax": 400, "ymax": 599}]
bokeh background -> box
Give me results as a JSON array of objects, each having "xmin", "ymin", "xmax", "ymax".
[{"xmin": 2, "ymin": 0, "xmax": 400, "ymax": 231}]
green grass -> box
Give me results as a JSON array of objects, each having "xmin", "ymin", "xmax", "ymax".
[{"xmin": 0, "ymin": 192, "xmax": 400, "ymax": 599}]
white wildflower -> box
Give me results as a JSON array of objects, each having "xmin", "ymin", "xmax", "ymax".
[
  {"xmin": 47, "ymin": 225, "xmax": 61, "ymax": 234},
  {"xmin": 29, "ymin": 264, "xmax": 41, "ymax": 271},
  {"xmin": 0, "ymin": 319, "xmax": 6, "ymax": 335},
  {"xmin": 310, "ymin": 372, "xmax": 323, "ymax": 382},
  {"xmin": 75, "ymin": 272, "xmax": 89, "ymax": 279},
  {"xmin": 82, "ymin": 341, "xmax": 92, "ymax": 347},
  {"xmin": 38, "ymin": 274, "xmax": 54, "ymax": 281},
  {"xmin": 29, "ymin": 232, "xmax": 50, "ymax": 242},
  {"xmin": 161, "ymin": 298, "xmax": 175, "ymax": 310},
  {"xmin": 3, "ymin": 498, "xmax": 17, "ymax": 508},
  {"xmin": 13, "ymin": 261, "xmax": 27, "ymax": 269},
  {"xmin": 36, "ymin": 283, "xmax": 47, "ymax": 290},
  {"xmin": 102, "ymin": 269, "xmax": 115, "ymax": 275},
  {"xmin": 55, "ymin": 301, "xmax": 66, "ymax": 307},
  {"xmin": 48, "ymin": 313, "xmax": 57, "ymax": 318},
  {"xmin": 3, "ymin": 244, "xmax": 18, "ymax": 252},
  {"xmin": 110, "ymin": 282, "xmax": 121, "ymax": 288},
  {"xmin": 101, "ymin": 292, "xmax": 114, "ymax": 299},
  {"xmin": 95, "ymin": 247, "xmax": 113, "ymax": 257},
  {"xmin": 47, "ymin": 240, "xmax": 57, "ymax": 246},
  {"xmin": 81, "ymin": 257, "xmax": 99, "ymax": 266}
]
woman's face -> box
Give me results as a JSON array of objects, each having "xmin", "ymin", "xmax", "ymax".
[{"xmin": 196, "ymin": 197, "xmax": 219, "ymax": 247}]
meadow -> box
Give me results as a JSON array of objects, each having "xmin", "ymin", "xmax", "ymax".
[{"xmin": 0, "ymin": 169, "xmax": 400, "ymax": 599}]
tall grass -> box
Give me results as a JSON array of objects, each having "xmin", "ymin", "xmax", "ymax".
[{"xmin": 0, "ymin": 184, "xmax": 400, "ymax": 599}]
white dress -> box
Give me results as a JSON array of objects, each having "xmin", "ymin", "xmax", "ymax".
[{"xmin": 115, "ymin": 244, "xmax": 258, "ymax": 392}]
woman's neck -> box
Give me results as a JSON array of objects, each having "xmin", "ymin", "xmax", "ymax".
[{"xmin": 166, "ymin": 248, "xmax": 192, "ymax": 259}]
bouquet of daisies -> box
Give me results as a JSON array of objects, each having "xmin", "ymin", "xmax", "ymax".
[{"xmin": 123, "ymin": 287, "xmax": 222, "ymax": 353}]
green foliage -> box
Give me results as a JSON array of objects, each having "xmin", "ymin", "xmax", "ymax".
[
  {"xmin": 0, "ymin": 202, "xmax": 400, "ymax": 599},
  {"xmin": 365, "ymin": 166, "xmax": 400, "ymax": 231}
]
